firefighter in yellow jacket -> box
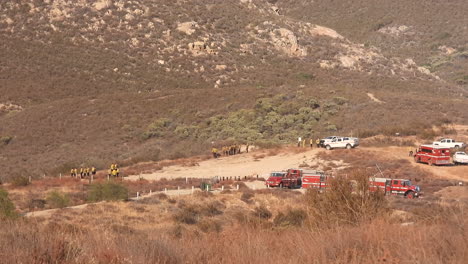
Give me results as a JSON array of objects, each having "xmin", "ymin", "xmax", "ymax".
[{"xmin": 211, "ymin": 148, "xmax": 219, "ymax": 158}]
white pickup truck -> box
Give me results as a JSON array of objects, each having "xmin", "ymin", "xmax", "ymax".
[
  {"xmin": 324, "ymin": 137, "xmax": 359, "ymax": 150},
  {"xmin": 432, "ymin": 138, "xmax": 466, "ymax": 149},
  {"xmin": 453, "ymin": 152, "xmax": 468, "ymax": 165}
]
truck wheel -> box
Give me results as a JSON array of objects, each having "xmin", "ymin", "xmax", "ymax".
[
  {"xmin": 406, "ymin": 191, "xmax": 415, "ymax": 199},
  {"xmin": 326, "ymin": 145, "xmax": 331, "ymax": 150},
  {"xmin": 454, "ymin": 145, "xmax": 460, "ymax": 149},
  {"xmin": 346, "ymin": 144, "xmax": 351, "ymax": 149}
]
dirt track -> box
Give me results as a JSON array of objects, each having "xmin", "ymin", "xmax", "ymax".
[{"xmin": 126, "ymin": 148, "xmax": 324, "ymax": 181}]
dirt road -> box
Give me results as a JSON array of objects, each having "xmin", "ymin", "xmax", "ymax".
[
  {"xmin": 126, "ymin": 148, "xmax": 324, "ymax": 181},
  {"xmin": 126, "ymin": 146, "xmax": 466, "ymax": 182}
]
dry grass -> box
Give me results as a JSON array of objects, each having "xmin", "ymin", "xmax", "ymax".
[{"xmin": 1, "ymin": 187, "xmax": 467, "ymax": 263}]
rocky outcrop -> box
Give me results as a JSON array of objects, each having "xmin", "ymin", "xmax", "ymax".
[
  {"xmin": 177, "ymin": 21, "xmax": 198, "ymax": 35},
  {"xmin": 270, "ymin": 28, "xmax": 307, "ymax": 57}
]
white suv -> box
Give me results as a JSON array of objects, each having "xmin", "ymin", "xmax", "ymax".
[{"xmin": 325, "ymin": 137, "xmax": 359, "ymax": 150}]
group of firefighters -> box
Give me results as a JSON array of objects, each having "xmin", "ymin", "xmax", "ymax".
[
  {"xmin": 211, "ymin": 144, "xmax": 250, "ymax": 158},
  {"xmin": 108, "ymin": 164, "xmax": 121, "ymax": 178},
  {"xmin": 297, "ymin": 137, "xmax": 321, "ymax": 148},
  {"xmin": 70, "ymin": 167, "xmax": 96, "ymax": 178},
  {"xmin": 70, "ymin": 164, "xmax": 121, "ymax": 179}
]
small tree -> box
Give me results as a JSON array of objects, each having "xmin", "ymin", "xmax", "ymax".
[
  {"xmin": 46, "ymin": 191, "xmax": 70, "ymax": 209},
  {"xmin": 87, "ymin": 182, "xmax": 128, "ymax": 202},
  {"xmin": 0, "ymin": 188, "xmax": 18, "ymax": 219}
]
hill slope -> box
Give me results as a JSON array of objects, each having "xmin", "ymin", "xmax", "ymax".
[{"xmin": 0, "ymin": 0, "xmax": 467, "ymax": 179}]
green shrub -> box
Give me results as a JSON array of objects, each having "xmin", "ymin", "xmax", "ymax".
[
  {"xmin": 142, "ymin": 118, "xmax": 171, "ymax": 139},
  {"xmin": 46, "ymin": 191, "xmax": 70, "ymax": 209},
  {"xmin": 11, "ymin": 176, "xmax": 30, "ymax": 187},
  {"xmin": 0, "ymin": 136, "xmax": 12, "ymax": 145},
  {"xmin": 87, "ymin": 182, "xmax": 128, "ymax": 202},
  {"xmin": 0, "ymin": 188, "xmax": 18, "ymax": 219}
]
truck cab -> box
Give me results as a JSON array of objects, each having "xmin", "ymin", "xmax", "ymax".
[
  {"xmin": 414, "ymin": 145, "xmax": 451, "ymax": 166},
  {"xmin": 265, "ymin": 171, "xmax": 286, "ymax": 187}
]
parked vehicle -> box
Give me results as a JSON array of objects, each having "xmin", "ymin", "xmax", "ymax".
[
  {"xmin": 265, "ymin": 171, "xmax": 286, "ymax": 187},
  {"xmin": 453, "ymin": 152, "xmax": 468, "ymax": 165},
  {"xmin": 266, "ymin": 169, "xmax": 321, "ymax": 188},
  {"xmin": 324, "ymin": 137, "xmax": 359, "ymax": 150},
  {"xmin": 319, "ymin": 136, "xmax": 339, "ymax": 147},
  {"xmin": 414, "ymin": 145, "xmax": 451, "ymax": 166},
  {"xmin": 302, "ymin": 173, "xmax": 420, "ymax": 198},
  {"xmin": 432, "ymin": 138, "xmax": 466, "ymax": 149},
  {"xmin": 368, "ymin": 178, "xmax": 421, "ymax": 198}
]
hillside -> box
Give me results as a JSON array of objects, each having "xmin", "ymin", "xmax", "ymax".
[{"xmin": 0, "ymin": 0, "xmax": 467, "ymax": 179}]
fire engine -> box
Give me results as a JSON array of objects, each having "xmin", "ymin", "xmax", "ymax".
[
  {"xmin": 414, "ymin": 145, "xmax": 451, "ymax": 166},
  {"xmin": 266, "ymin": 169, "xmax": 323, "ymax": 188},
  {"xmin": 302, "ymin": 173, "xmax": 421, "ymax": 198},
  {"xmin": 368, "ymin": 178, "xmax": 420, "ymax": 198}
]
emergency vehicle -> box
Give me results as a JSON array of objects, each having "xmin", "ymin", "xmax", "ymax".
[
  {"xmin": 265, "ymin": 171, "xmax": 286, "ymax": 187},
  {"xmin": 414, "ymin": 145, "xmax": 451, "ymax": 166},
  {"xmin": 266, "ymin": 169, "xmax": 322, "ymax": 188},
  {"xmin": 302, "ymin": 173, "xmax": 421, "ymax": 198}
]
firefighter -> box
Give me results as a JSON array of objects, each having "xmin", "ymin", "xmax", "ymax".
[
  {"xmin": 70, "ymin": 168, "xmax": 74, "ymax": 177},
  {"xmin": 74, "ymin": 168, "xmax": 78, "ymax": 178},
  {"xmin": 111, "ymin": 169, "xmax": 117, "ymax": 177},
  {"xmin": 116, "ymin": 168, "xmax": 120, "ymax": 178},
  {"xmin": 86, "ymin": 168, "xmax": 91, "ymax": 177},
  {"xmin": 297, "ymin": 137, "xmax": 302, "ymax": 147},
  {"xmin": 408, "ymin": 147, "xmax": 415, "ymax": 157},
  {"xmin": 80, "ymin": 168, "xmax": 84, "ymax": 178},
  {"xmin": 110, "ymin": 164, "xmax": 115, "ymax": 171},
  {"xmin": 309, "ymin": 138, "xmax": 314, "ymax": 148},
  {"xmin": 108, "ymin": 169, "xmax": 112, "ymax": 179},
  {"xmin": 316, "ymin": 138, "xmax": 320, "ymax": 148},
  {"xmin": 302, "ymin": 138, "xmax": 306, "ymax": 148},
  {"xmin": 91, "ymin": 167, "xmax": 96, "ymax": 176},
  {"xmin": 211, "ymin": 147, "xmax": 218, "ymax": 158},
  {"xmin": 246, "ymin": 143, "xmax": 250, "ymax": 153}
]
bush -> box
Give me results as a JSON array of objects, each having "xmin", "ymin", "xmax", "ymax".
[
  {"xmin": 87, "ymin": 182, "xmax": 128, "ymax": 202},
  {"xmin": 241, "ymin": 191, "xmax": 254, "ymax": 204},
  {"xmin": 46, "ymin": 191, "xmax": 71, "ymax": 209},
  {"xmin": 304, "ymin": 169, "xmax": 387, "ymax": 228},
  {"xmin": 273, "ymin": 208, "xmax": 307, "ymax": 227},
  {"xmin": 173, "ymin": 205, "xmax": 199, "ymax": 225},
  {"xmin": 0, "ymin": 188, "xmax": 17, "ymax": 219},
  {"xmin": 253, "ymin": 205, "xmax": 272, "ymax": 219},
  {"xmin": 0, "ymin": 136, "xmax": 12, "ymax": 145},
  {"xmin": 11, "ymin": 176, "xmax": 30, "ymax": 187}
]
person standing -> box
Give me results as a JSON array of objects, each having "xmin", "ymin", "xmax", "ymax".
[
  {"xmin": 70, "ymin": 168, "xmax": 74, "ymax": 178},
  {"xmin": 310, "ymin": 138, "xmax": 314, "ymax": 148},
  {"xmin": 302, "ymin": 138, "xmax": 306, "ymax": 148},
  {"xmin": 316, "ymin": 138, "xmax": 321, "ymax": 148},
  {"xmin": 297, "ymin": 137, "xmax": 302, "ymax": 147},
  {"xmin": 91, "ymin": 167, "xmax": 96, "ymax": 177},
  {"xmin": 246, "ymin": 143, "xmax": 250, "ymax": 153}
]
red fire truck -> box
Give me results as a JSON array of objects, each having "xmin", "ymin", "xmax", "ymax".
[
  {"xmin": 266, "ymin": 169, "xmax": 322, "ymax": 188},
  {"xmin": 301, "ymin": 174, "xmax": 421, "ymax": 198},
  {"xmin": 414, "ymin": 145, "xmax": 451, "ymax": 166},
  {"xmin": 368, "ymin": 178, "xmax": 420, "ymax": 198}
]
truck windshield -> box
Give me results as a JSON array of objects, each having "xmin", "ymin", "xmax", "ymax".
[
  {"xmin": 404, "ymin": 181, "xmax": 411, "ymax": 186},
  {"xmin": 271, "ymin": 173, "xmax": 284, "ymax": 177}
]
